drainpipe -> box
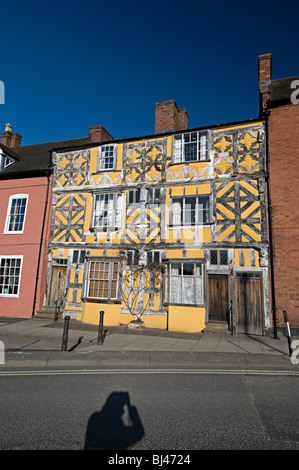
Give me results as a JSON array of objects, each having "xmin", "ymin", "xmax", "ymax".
[
  {"xmin": 32, "ymin": 172, "xmax": 51, "ymax": 317},
  {"xmin": 264, "ymin": 106, "xmax": 278, "ymax": 339}
]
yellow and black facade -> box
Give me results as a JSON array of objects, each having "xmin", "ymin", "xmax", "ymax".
[{"xmin": 45, "ymin": 104, "xmax": 269, "ymax": 335}]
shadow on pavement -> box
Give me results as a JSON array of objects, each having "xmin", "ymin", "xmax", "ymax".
[{"xmin": 84, "ymin": 392, "xmax": 144, "ymax": 450}]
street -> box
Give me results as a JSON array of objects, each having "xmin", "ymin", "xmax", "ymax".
[{"xmin": 0, "ymin": 367, "xmax": 298, "ymax": 451}]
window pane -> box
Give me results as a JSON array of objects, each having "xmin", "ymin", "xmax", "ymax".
[
  {"xmin": 184, "ymin": 198, "xmax": 196, "ymax": 224},
  {"xmin": 170, "ymin": 277, "xmax": 181, "ymax": 303},
  {"xmin": 128, "ymin": 191, "xmax": 134, "ymax": 204},
  {"xmin": 100, "ymin": 145, "xmax": 114, "ymax": 169},
  {"xmin": 94, "ymin": 194, "xmax": 114, "ymax": 227},
  {"xmin": 8, "ymin": 197, "xmax": 27, "ymax": 232},
  {"xmin": 210, "ymin": 250, "xmax": 218, "ymax": 265},
  {"xmin": 183, "ymin": 278, "xmax": 195, "ymax": 303},
  {"xmin": 174, "ymin": 136, "xmax": 182, "ymax": 163},
  {"xmin": 220, "ymin": 250, "xmax": 228, "ymax": 265},
  {"xmin": 171, "ymin": 263, "xmax": 181, "ymax": 275},
  {"xmin": 172, "ymin": 199, "xmax": 183, "ymax": 225},
  {"xmin": 184, "ymin": 133, "xmax": 198, "ymax": 161},
  {"xmin": 182, "ymin": 263, "xmax": 194, "ymax": 276},
  {"xmin": 200, "ymin": 134, "xmax": 207, "ymax": 160},
  {"xmin": 198, "ymin": 197, "xmax": 209, "ymax": 223}
]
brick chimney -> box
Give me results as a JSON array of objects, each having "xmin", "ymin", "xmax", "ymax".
[
  {"xmin": 1, "ymin": 123, "xmax": 22, "ymax": 147},
  {"xmin": 155, "ymin": 100, "xmax": 188, "ymax": 134},
  {"xmin": 258, "ymin": 53, "xmax": 272, "ymax": 114},
  {"xmin": 89, "ymin": 125, "xmax": 113, "ymax": 143}
]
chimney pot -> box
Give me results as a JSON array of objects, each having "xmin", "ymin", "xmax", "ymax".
[{"xmin": 1, "ymin": 124, "xmax": 22, "ymax": 147}]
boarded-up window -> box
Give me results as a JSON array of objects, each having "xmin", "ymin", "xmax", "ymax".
[{"xmin": 169, "ymin": 262, "xmax": 203, "ymax": 305}]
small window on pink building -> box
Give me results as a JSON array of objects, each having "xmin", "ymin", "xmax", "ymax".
[{"xmin": 4, "ymin": 194, "xmax": 28, "ymax": 233}]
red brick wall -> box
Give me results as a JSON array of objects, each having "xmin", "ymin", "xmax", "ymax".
[
  {"xmin": 268, "ymin": 102, "xmax": 299, "ymax": 328},
  {"xmin": 155, "ymin": 100, "xmax": 188, "ymax": 134}
]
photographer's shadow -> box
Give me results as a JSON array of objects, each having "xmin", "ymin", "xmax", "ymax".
[{"xmin": 84, "ymin": 391, "xmax": 144, "ymax": 450}]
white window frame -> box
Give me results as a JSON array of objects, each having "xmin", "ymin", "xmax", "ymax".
[
  {"xmin": 91, "ymin": 192, "xmax": 123, "ymax": 230},
  {"xmin": 173, "ymin": 131, "xmax": 207, "ymax": 163},
  {"xmin": 167, "ymin": 262, "xmax": 204, "ymax": 305},
  {"xmin": 84, "ymin": 259, "xmax": 120, "ymax": 301},
  {"xmin": 4, "ymin": 194, "xmax": 29, "ymax": 234},
  {"xmin": 97, "ymin": 144, "xmax": 117, "ymax": 171},
  {"xmin": 0, "ymin": 255, "xmax": 23, "ymax": 297},
  {"xmin": 0, "ymin": 149, "xmax": 16, "ymax": 171},
  {"xmin": 169, "ymin": 195, "xmax": 210, "ymax": 226}
]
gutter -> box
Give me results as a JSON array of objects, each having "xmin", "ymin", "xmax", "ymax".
[
  {"xmin": 264, "ymin": 106, "xmax": 278, "ymax": 339},
  {"xmin": 31, "ymin": 171, "xmax": 51, "ymax": 317}
]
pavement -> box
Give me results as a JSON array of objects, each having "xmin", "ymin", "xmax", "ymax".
[{"xmin": 0, "ymin": 316, "xmax": 298, "ymax": 371}]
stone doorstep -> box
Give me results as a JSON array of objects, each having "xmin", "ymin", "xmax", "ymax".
[{"xmin": 204, "ymin": 322, "xmax": 231, "ymax": 334}]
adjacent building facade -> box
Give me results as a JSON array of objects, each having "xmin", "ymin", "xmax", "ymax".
[
  {"xmin": 0, "ymin": 127, "xmax": 52, "ymax": 318},
  {"xmin": 0, "ymin": 124, "xmax": 113, "ymax": 319},
  {"xmin": 259, "ymin": 53, "xmax": 299, "ymax": 335},
  {"xmin": 43, "ymin": 101, "xmax": 269, "ymax": 334}
]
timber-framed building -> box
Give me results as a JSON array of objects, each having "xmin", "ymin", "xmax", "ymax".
[{"xmin": 43, "ymin": 100, "xmax": 270, "ymax": 334}]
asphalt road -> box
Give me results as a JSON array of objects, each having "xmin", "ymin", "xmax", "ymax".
[{"xmin": 0, "ymin": 367, "xmax": 298, "ymax": 452}]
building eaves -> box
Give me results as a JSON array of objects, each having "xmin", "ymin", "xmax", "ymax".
[{"xmin": 51, "ymin": 117, "xmax": 263, "ymax": 154}]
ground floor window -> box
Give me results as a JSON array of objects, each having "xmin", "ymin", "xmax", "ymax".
[
  {"xmin": 85, "ymin": 259, "xmax": 120, "ymax": 300},
  {"xmin": 0, "ymin": 256, "xmax": 22, "ymax": 296},
  {"xmin": 168, "ymin": 262, "xmax": 203, "ymax": 305}
]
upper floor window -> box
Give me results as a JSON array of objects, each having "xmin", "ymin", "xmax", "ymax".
[
  {"xmin": 97, "ymin": 144, "xmax": 117, "ymax": 171},
  {"xmin": 0, "ymin": 151, "xmax": 16, "ymax": 171},
  {"xmin": 92, "ymin": 193, "xmax": 123, "ymax": 229},
  {"xmin": 4, "ymin": 194, "xmax": 28, "ymax": 233},
  {"xmin": 173, "ymin": 131, "xmax": 207, "ymax": 163},
  {"xmin": 170, "ymin": 196, "xmax": 210, "ymax": 225}
]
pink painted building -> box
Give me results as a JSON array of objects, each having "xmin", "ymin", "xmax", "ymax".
[
  {"xmin": 0, "ymin": 127, "xmax": 53, "ymax": 318},
  {"xmin": 0, "ymin": 123, "xmax": 112, "ymax": 319}
]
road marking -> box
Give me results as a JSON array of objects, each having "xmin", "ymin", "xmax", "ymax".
[{"xmin": 0, "ymin": 368, "xmax": 298, "ymax": 377}]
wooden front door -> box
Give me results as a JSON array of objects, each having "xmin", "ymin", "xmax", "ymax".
[
  {"xmin": 208, "ymin": 274, "xmax": 229, "ymax": 322},
  {"xmin": 49, "ymin": 266, "xmax": 67, "ymax": 306},
  {"xmin": 235, "ymin": 273, "xmax": 263, "ymax": 335}
]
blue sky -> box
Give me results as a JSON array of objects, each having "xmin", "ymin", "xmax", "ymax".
[{"xmin": 0, "ymin": 0, "xmax": 298, "ymax": 146}]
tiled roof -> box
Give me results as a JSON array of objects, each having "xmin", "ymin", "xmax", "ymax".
[{"xmin": 0, "ymin": 135, "xmax": 92, "ymax": 178}]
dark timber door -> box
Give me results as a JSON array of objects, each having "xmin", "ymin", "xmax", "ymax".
[
  {"xmin": 235, "ymin": 272, "xmax": 263, "ymax": 335},
  {"xmin": 208, "ymin": 274, "xmax": 228, "ymax": 322}
]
